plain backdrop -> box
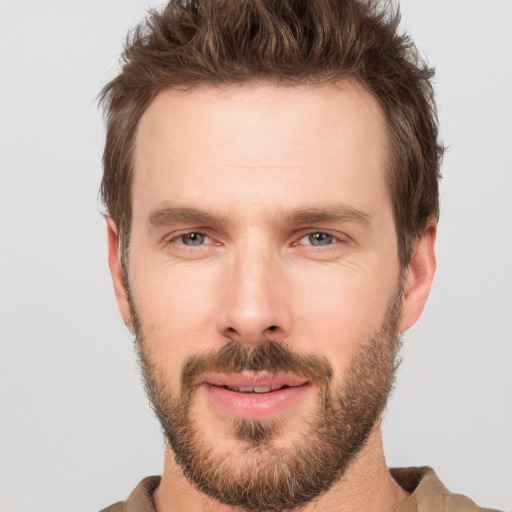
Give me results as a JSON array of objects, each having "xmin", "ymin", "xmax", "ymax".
[{"xmin": 1, "ymin": 1, "xmax": 511, "ymax": 511}]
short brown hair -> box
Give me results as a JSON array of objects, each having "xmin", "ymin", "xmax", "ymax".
[{"xmin": 99, "ymin": 0, "xmax": 443, "ymax": 267}]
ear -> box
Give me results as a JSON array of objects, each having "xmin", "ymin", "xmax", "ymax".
[
  {"xmin": 399, "ymin": 224, "xmax": 437, "ymax": 333},
  {"xmin": 106, "ymin": 217, "xmax": 132, "ymax": 330}
]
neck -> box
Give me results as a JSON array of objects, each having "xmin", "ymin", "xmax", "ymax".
[{"xmin": 154, "ymin": 423, "xmax": 409, "ymax": 512}]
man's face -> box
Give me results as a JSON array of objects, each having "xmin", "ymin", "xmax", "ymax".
[{"xmin": 111, "ymin": 82, "xmax": 421, "ymax": 509}]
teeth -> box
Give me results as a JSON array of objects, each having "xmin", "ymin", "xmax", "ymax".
[
  {"xmin": 225, "ymin": 385, "xmax": 283, "ymax": 393},
  {"xmin": 253, "ymin": 387, "xmax": 271, "ymax": 393}
]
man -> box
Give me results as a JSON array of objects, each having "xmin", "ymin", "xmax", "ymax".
[{"xmin": 98, "ymin": 1, "xmax": 498, "ymax": 511}]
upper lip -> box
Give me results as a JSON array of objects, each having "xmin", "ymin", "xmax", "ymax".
[{"xmin": 201, "ymin": 373, "xmax": 309, "ymax": 390}]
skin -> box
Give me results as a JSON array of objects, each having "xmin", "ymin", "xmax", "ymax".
[{"xmin": 107, "ymin": 81, "xmax": 436, "ymax": 512}]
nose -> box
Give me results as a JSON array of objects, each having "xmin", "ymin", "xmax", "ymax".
[{"xmin": 216, "ymin": 244, "xmax": 292, "ymax": 345}]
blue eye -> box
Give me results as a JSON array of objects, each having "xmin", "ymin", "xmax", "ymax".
[
  {"xmin": 299, "ymin": 232, "xmax": 336, "ymax": 247},
  {"xmin": 180, "ymin": 232, "xmax": 207, "ymax": 246}
]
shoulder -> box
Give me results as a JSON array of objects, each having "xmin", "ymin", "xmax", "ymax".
[
  {"xmin": 99, "ymin": 476, "xmax": 161, "ymax": 512},
  {"xmin": 391, "ymin": 467, "xmax": 502, "ymax": 512},
  {"xmin": 100, "ymin": 503, "xmax": 124, "ymax": 512}
]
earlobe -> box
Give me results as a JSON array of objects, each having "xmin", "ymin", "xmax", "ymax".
[
  {"xmin": 399, "ymin": 224, "xmax": 437, "ymax": 333},
  {"xmin": 106, "ymin": 217, "xmax": 132, "ymax": 330}
]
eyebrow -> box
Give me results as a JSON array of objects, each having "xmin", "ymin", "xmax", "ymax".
[
  {"xmin": 147, "ymin": 204, "xmax": 371, "ymax": 230},
  {"xmin": 147, "ymin": 207, "xmax": 226, "ymax": 229},
  {"xmin": 285, "ymin": 205, "xmax": 371, "ymax": 226}
]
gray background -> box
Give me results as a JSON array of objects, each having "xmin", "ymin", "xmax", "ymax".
[{"xmin": 1, "ymin": 1, "xmax": 511, "ymax": 510}]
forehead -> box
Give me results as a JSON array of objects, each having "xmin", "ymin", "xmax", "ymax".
[{"xmin": 132, "ymin": 81, "xmax": 391, "ymax": 221}]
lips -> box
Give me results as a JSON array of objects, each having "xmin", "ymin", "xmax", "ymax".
[{"xmin": 201, "ymin": 373, "xmax": 311, "ymax": 419}]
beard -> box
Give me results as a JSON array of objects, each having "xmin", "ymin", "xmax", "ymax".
[{"xmin": 127, "ymin": 284, "xmax": 402, "ymax": 512}]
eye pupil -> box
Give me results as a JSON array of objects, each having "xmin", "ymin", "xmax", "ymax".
[
  {"xmin": 182, "ymin": 233, "xmax": 205, "ymax": 246},
  {"xmin": 309, "ymin": 232, "xmax": 333, "ymax": 246}
]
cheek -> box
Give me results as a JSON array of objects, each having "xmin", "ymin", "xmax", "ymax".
[
  {"xmin": 138, "ymin": 287, "xmax": 209, "ymax": 333},
  {"xmin": 289, "ymin": 263, "xmax": 397, "ymax": 369},
  {"xmin": 129, "ymin": 259, "xmax": 221, "ymax": 379}
]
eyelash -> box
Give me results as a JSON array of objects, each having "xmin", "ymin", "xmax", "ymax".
[
  {"xmin": 166, "ymin": 230, "xmax": 344, "ymax": 250},
  {"xmin": 295, "ymin": 232, "xmax": 340, "ymax": 248},
  {"xmin": 166, "ymin": 231, "xmax": 215, "ymax": 248}
]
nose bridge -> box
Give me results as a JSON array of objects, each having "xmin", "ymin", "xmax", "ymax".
[{"xmin": 218, "ymin": 233, "xmax": 290, "ymax": 343}]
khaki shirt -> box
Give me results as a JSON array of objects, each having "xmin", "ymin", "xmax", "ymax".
[{"xmin": 100, "ymin": 467, "xmax": 501, "ymax": 512}]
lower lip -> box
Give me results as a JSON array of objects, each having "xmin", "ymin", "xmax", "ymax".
[{"xmin": 203, "ymin": 383, "xmax": 311, "ymax": 420}]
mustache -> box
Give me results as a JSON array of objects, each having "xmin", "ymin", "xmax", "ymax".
[{"xmin": 181, "ymin": 341, "xmax": 333, "ymax": 394}]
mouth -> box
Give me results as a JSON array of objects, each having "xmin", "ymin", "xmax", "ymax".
[
  {"xmin": 215, "ymin": 384, "xmax": 296, "ymax": 393},
  {"xmin": 200, "ymin": 373, "xmax": 311, "ymax": 419}
]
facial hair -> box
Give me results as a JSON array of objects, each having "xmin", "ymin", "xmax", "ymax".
[{"xmin": 127, "ymin": 285, "xmax": 402, "ymax": 511}]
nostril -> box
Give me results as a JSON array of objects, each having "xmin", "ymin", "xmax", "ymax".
[{"xmin": 267, "ymin": 325, "xmax": 278, "ymax": 332}]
